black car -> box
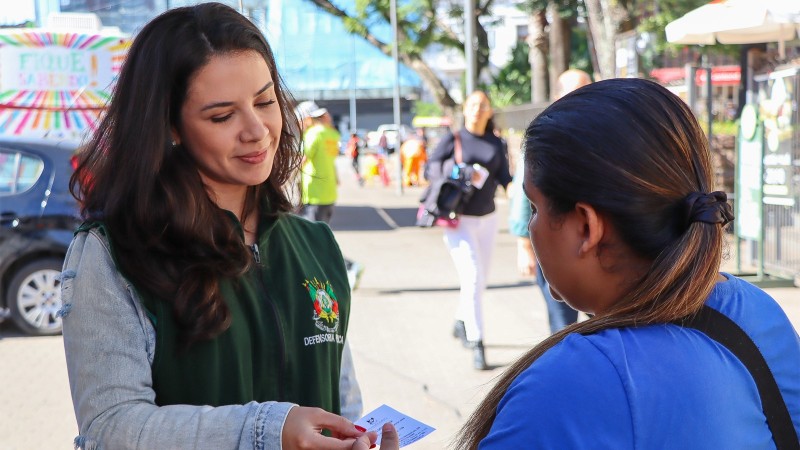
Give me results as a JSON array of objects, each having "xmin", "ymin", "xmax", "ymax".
[{"xmin": 0, "ymin": 137, "xmax": 81, "ymax": 335}]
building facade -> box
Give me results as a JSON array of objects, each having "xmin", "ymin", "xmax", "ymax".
[{"xmin": 263, "ymin": 0, "xmax": 421, "ymax": 134}]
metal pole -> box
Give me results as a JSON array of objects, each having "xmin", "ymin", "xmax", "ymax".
[
  {"xmin": 464, "ymin": 0, "xmax": 476, "ymax": 94},
  {"xmin": 349, "ymin": 34, "xmax": 357, "ymax": 133},
  {"xmin": 390, "ymin": 0, "xmax": 403, "ymax": 195},
  {"xmin": 685, "ymin": 63, "xmax": 696, "ymax": 113}
]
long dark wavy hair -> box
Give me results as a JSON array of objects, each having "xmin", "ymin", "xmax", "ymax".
[
  {"xmin": 70, "ymin": 2, "xmax": 302, "ymax": 346},
  {"xmin": 456, "ymin": 78, "xmax": 726, "ymax": 448}
]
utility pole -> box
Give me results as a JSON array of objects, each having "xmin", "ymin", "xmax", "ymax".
[
  {"xmin": 349, "ymin": 33, "xmax": 357, "ymax": 133},
  {"xmin": 390, "ymin": 0, "xmax": 403, "ymax": 195},
  {"xmin": 464, "ymin": 0, "xmax": 476, "ymax": 94}
]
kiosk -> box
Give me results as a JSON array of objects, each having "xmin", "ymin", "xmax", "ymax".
[{"xmin": 736, "ymin": 64, "xmax": 799, "ymax": 286}]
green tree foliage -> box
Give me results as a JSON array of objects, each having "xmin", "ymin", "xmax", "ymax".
[
  {"xmin": 349, "ymin": 0, "xmax": 462, "ymax": 58},
  {"xmin": 484, "ymin": 41, "xmax": 531, "ymax": 107},
  {"xmin": 306, "ymin": 0, "xmax": 497, "ymax": 112},
  {"xmin": 637, "ymin": 0, "xmax": 704, "ymax": 54},
  {"xmin": 413, "ymin": 100, "xmax": 443, "ymax": 117},
  {"xmin": 484, "ymin": 17, "xmax": 590, "ymax": 108},
  {"xmin": 569, "ymin": 24, "xmax": 592, "ymax": 74}
]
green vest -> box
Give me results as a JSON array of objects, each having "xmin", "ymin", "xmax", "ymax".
[{"xmin": 80, "ymin": 211, "xmax": 349, "ymax": 412}]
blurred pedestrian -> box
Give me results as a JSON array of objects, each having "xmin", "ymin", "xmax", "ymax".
[
  {"xmin": 454, "ymin": 78, "xmax": 800, "ymax": 448},
  {"xmin": 400, "ymin": 132, "xmax": 427, "ymax": 187},
  {"xmin": 346, "ymin": 132, "xmax": 364, "ymax": 186},
  {"xmin": 296, "ymin": 100, "xmax": 340, "ymax": 223},
  {"xmin": 507, "ymin": 157, "xmax": 537, "ymax": 276},
  {"xmin": 428, "ymin": 91, "xmax": 512, "ymax": 370},
  {"xmin": 296, "ymin": 101, "xmax": 364, "ymax": 289},
  {"xmin": 507, "ymin": 68, "xmax": 591, "ymax": 333},
  {"xmin": 377, "ymin": 130, "xmax": 389, "ymax": 156},
  {"xmin": 62, "ymin": 3, "xmax": 369, "ymax": 449},
  {"xmin": 415, "ymin": 127, "xmax": 429, "ymax": 147}
]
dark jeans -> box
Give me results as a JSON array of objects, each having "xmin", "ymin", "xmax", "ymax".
[
  {"xmin": 301, "ymin": 204, "xmax": 356, "ymax": 271},
  {"xmin": 536, "ymin": 264, "xmax": 578, "ymax": 334},
  {"xmin": 301, "ymin": 204, "xmax": 335, "ymax": 224}
]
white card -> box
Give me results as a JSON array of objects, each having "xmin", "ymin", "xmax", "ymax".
[
  {"xmin": 354, "ymin": 404, "xmax": 436, "ymax": 447},
  {"xmin": 471, "ymin": 163, "xmax": 490, "ymax": 189}
]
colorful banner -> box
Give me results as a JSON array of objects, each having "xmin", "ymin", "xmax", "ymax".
[{"xmin": 0, "ymin": 29, "xmax": 129, "ymax": 139}]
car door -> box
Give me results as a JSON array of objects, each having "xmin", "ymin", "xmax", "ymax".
[{"xmin": 0, "ymin": 147, "xmax": 50, "ymax": 232}]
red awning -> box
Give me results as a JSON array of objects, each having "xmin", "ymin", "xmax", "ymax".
[
  {"xmin": 695, "ymin": 65, "xmax": 741, "ymax": 85},
  {"xmin": 650, "ymin": 65, "xmax": 741, "ymax": 86},
  {"xmin": 650, "ymin": 67, "xmax": 686, "ymax": 84}
]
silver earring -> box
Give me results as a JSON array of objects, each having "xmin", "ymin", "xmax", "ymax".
[{"xmin": 171, "ymin": 140, "xmax": 177, "ymax": 147}]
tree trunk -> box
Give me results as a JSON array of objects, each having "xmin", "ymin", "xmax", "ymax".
[
  {"xmin": 584, "ymin": 14, "xmax": 601, "ymax": 78},
  {"xmin": 475, "ymin": 14, "xmax": 491, "ymax": 80},
  {"xmin": 547, "ymin": 2, "xmax": 570, "ymax": 101},
  {"xmin": 584, "ymin": 0, "xmax": 614, "ymax": 79},
  {"xmin": 406, "ymin": 56, "xmax": 457, "ymax": 117},
  {"xmin": 527, "ymin": 10, "xmax": 549, "ymax": 103},
  {"xmin": 305, "ymin": 0, "xmax": 460, "ymax": 115}
]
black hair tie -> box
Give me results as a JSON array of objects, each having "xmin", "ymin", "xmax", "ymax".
[{"xmin": 684, "ymin": 191, "xmax": 734, "ymax": 228}]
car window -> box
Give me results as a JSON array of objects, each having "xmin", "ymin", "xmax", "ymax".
[{"xmin": 0, "ymin": 150, "xmax": 44, "ymax": 195}]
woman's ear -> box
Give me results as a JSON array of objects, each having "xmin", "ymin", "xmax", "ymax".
[{"xmin": 574, "ymin": 202, "xmax": 604, "ymax": 257}]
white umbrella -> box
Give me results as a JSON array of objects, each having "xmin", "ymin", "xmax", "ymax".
[{"xmin": 666, "ymin": 0, "xmax": 800, "ymax": 46}]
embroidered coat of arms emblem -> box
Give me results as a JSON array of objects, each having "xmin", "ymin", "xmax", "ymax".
[{"xmin": 303, "ymin": 278, "xmax": 340, "ymax": 333}]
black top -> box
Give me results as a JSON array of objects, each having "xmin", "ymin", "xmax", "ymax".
[{"xmin": 428, "ymin": 129, "xmax": 512, "ymax": 217}]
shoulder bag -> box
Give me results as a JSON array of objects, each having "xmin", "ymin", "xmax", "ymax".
[{"xmin": 416, "ymin": 132, "xmax": 475, "ymax": 228}]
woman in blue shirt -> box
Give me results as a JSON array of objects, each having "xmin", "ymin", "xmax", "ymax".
[{"xmin": 449, "ymin": 78, "xmax": 800, "ymax": 449}]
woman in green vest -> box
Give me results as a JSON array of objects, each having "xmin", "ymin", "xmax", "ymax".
[{"xmin": 62, "ymin": 3, "xmax": 376, "ymax": 449}]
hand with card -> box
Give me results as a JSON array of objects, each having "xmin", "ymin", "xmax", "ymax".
[
  {"xmin": 280, "ymin": 405, "xmax": 408, "ymax": 450},
  {"xmin": 351, "ymin": 423, "xmax": 400, "ymax": 450},
  {"xmin": 354, "ymin": 405, "xmax": 435, "ymax": 448}
]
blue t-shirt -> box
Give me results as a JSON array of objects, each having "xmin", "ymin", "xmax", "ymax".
[{"xmin": 480, "ymin": 274, "xmax": 800, "ymax": 449}]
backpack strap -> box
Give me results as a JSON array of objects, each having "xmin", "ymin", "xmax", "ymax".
[{"xmin": 677, "ymin": 305, "xmax": 799, "ymax": 450}]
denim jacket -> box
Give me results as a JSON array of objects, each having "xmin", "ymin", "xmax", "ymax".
[{"xmin": 60, "ymin": 228, "xmax": 362, "ymax": 450}]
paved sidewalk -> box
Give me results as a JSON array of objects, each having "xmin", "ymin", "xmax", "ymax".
[{"xmin": 0, "ymin": 155, "xmax": 797, "ymax": 449}]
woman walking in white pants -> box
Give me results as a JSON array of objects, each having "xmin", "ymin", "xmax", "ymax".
[{"xmin": 428, "ymin": 91, "xmax": 512, "ymax": 369}]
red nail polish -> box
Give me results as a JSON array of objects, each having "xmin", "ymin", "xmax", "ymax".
[
  {"xmin": 355, "ymin": 425, "xmax": 367, "ymax": 432},
  {"xmin": 369, "ymin": 445, "xmax": 376, "ymax": 449}
]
